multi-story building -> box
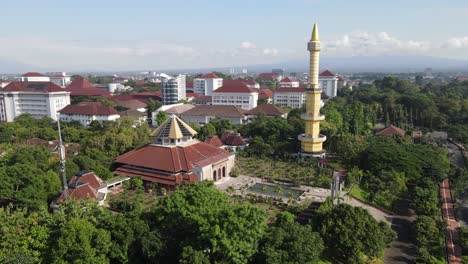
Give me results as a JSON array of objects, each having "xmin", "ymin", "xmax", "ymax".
[
  {"xmin": 16, "ymin": 72, "xmax": 50, "ymax": 82},
  {"xmin": 193, "ymin": 73, "xmax": 223, "ymax": 96},
  {"xmin": 162, "ymin": 75, "xmax": 186, "ymax": 105},
  {"xmin": 59, "ymin": 102, "xmax": 120, "ymax": 127},
  {"xmin": 212, "ymin": 81, "xmax": 258, "ymax": 110},
  {"xmin": 273, "ymin": 87, "xmax": 306, "ymax": 109},
  {"xmin": 319, "ymin": 70, "xmax": 338, "ymax": 98},
  {"xmin": 0, "ymin": 81, "xmax": 70, "ymax": 122},
  {"xmin": 279, "ymin": 77, "xmax": 300, "ymax": 88},
  {"xmin": 47, "ymin": 72, "xmax": 71, "ymax": 87}
]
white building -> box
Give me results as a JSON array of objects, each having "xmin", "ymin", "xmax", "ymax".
[
  {"xmin": 162, "ymin": 75, "xmax": 186, "ymax": 105},
  {"xmin": 16, "ymin": 72, "xmax": 50, "ymax": 82},
  {"xmin": 212, "ymin": 81, "xmax": 258, "ymax": 110},
  {"xmin": 0, "ymin": 81, "xmax": 70, "ymax": 122},
  {"xmin": 180, "ymin": 105, "xmax": 247, "ymax": 125},
  {"xmin": 59, "ymin": 102, "xmax": 120, "ymax": 127},
  {"xmin": 273, "ymin": 87, "xmax": 307, "ymax": 109},
  {"xmin": 319, "ymin": 70, "xmax": 338, "ymax": 98},
  {"xmin": 193, "ymin": 73, "xmax": 223, "ymax": 96},
  {"xmin": 47, "ymin": 72, "xmax": 71, "ymax": 87},
  {"xmin": 279, "ymin": 77, "xmax": 300, "ymax": 88}
]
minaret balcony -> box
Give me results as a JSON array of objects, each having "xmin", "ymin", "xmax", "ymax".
[
  {"xmin": 298, "ymin": 134, "xmax": 327, "ymax": 143},
  {"xmin": 301, "ymin": 114, "xmax": 325, "ymax": 121}
]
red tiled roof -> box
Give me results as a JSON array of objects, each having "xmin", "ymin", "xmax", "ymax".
[
  {"xmin": 246, "ymin": 104, "xmax": 288, "ymax": 116},
  {"xmin": 65, "ymin": 76, "xmax": 111, "ymax": 96},
  {"xmin": 237, "ymin": 79, "xmax": 257, "ymax": 85},
  {"xmin": 201, "ymin": 73, "xmax": 220, "ymax": 79},
  {"xmin": 57, "ymin": 184, "xmax": 99, "ymax": 203},
  {"xmin": 114, "ymin": 142, "xmax": 232, "ymax": 173},
  {"xmin": 220, "ymin": 131, "xmax": 246, "ymax": 146},
  {"xmin": 181, "ymin": 105, "xmax": 246, "ymax": 118},
  {"xmin": 192, "ymin": 95, "xmax": 212, "ymax": 103},
  {"xmin": 258, "ymin": 89, "xmax": 273, "ymax": 99},
  {"xmin": 258, "ymin": 73, "xmax": 279, "ymax": 80},
  {"xmin": 213, "ymin": 81, "xmax": 258, "ymax": 93},
  {"xmin": 21, "ymin": 72, "xmax": 45, "ymax": 77},
  {"xmin": 276, "ymin": 87, "xmax": 305, "ymax": 93},
  {"xmin": 376, "ymin": 125, "xmax": 406, "ymax": 136},
  {"xmin": 114, "ymin": 166, "xmax": 198, "ymax": 186},
  {"xmin": 2, "ymin": 81, "xmax": 65, "ymax": 93},
  {"xmin": 60, "ymin": 102, "xmax": 119, "ymax": 116},
  {"xmin": 114, "ymin": 99, "xmax": 147, "ymax": 110},
  {"xmin": 320, "ymin": 70, "xmax": 336, "ymax": 77},
  {"xmin": 186, "ymin": 82, "xmax": 193, "ymax": 88},
  {"xmin": 280, "ymin": 77, "xmax": 297, "ymax": 83},
  {"xmin": 69, "ymin": 171, "xmax": 103, "ymax": 190},
  {"xmin": 186, "ymin": 92, "xmax": 201, "ymax": 98},
  {"xmin": 204, "ymin": 135, "xmax": 223, "ymax": 147}
]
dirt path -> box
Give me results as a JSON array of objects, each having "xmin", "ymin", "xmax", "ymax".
[{"xmin": 441, "ymin": 178, "xmax": 462, "ymax": 264}]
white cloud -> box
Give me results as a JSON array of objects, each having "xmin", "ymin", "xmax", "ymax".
[
  {"xmin": 240, "ymin": 41, "xmax": 256, "ymax": 49},
  {"xmin": 443, "ymin": 37, "xmax": 468, "ymax": 48}
]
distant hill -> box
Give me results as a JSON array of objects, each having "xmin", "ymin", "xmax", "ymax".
[
  {"xmin": 243, "ymin": 55, "xmax": 468, "ymax": 73},
  {"xmin": 0, "ymin": 58, "xmax": 40, "ymax": 74}
]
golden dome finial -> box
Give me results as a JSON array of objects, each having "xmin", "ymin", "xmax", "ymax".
[{"xmin": 311, "ymin": 22, "xmax": 319, "ymax": 41}]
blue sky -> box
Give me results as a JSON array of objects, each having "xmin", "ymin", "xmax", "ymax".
[{"xmin": 1, "ymin": 0, "xmax": 468, "ymax": 71}]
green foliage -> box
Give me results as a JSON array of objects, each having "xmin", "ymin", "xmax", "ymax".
[
  {"xmin": 316, "ymin": 203, "xmax": 395, "ymax": 263},
  {"xmin": 256, "ymin": 221, "xmax": 324, "ymax": 264},
  {"xmin": 155, "ymin": 111, "xmax": 168, "ymax": 126},
  {"xmin": 154, "ymin": 183, "xmax": 267, "ymax": 263},
  {"xmin": 414, "ymin": 215, "xmax": 446, "ymax": 261}
]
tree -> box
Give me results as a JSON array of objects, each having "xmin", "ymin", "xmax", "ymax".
[
  {"xmin": 317, "ymin": 204, "xmax": 395, "ymax": 263},
  {"xmin": 155, "ymin": 111, "xmax": 169, "ymax": 126},
  {"xmin": 197, "ymin": 123, "xmax": 216, "ymax": 141},
  {"xmin": 256, "ymin": 220, "xmax": 324, "ymax": 264},
  {"xmin": 153, "ymin": 183, "xmax": 266, "ymax": 263},
  {"xmin": 414, "ymin": 215, "xmax": 446, "ymax": 260}
]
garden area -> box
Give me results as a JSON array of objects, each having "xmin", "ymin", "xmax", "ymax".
[{"xmin": 236, "ymin": 156, "xmax": 333, "ymax": 188}]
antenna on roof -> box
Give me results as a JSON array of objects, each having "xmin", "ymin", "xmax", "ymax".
[{"xmin": 57, "ymin": 114, "xmax": 68, "ymax": 197}]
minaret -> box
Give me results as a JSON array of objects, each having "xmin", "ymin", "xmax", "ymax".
[{"xmin": 298, "ymin": 22, "xmax": 326, "ymax": 157}]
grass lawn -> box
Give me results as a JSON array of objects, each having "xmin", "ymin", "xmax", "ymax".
[
  {"xmin": 230, "ymin": 195, "xmax": 285, "ymax": 224},
  {"xmin": 349, "ymin": 185, "xmax": 370, "ymax": 201},
  {"xmin": 236, "ymin": 156, "xmax": 332, "ymax": 188},
  {"xmin": 108, "ymin": 188, "xmax": 159, "ymax": 212}
]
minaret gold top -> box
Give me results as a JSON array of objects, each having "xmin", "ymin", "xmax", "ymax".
[
  {"xmin": 311, "ymin": 22, "xmax": 319, "ymax": 41},
  {"xmin": 298, "ymin": 22, "xmax": 326, "ymax": 157}
]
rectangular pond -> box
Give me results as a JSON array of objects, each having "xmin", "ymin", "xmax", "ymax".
[{"xmin": 247, "ymin": 183, "xmax": 304, "ymax": 199}]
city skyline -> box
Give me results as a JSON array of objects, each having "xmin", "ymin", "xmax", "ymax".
[{"xmin": 1, "ymin": 0, "xmax": 468, "ymax": 71}]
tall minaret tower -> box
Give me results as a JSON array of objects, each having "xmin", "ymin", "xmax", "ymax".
[{"xmin": 298, "ymin": 22, "xmax": 326, "ymax": 157}]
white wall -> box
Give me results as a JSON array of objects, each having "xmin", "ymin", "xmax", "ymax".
[
  {"xmin": 212, "ymin": 92, "xmax": 258, "ymax": 110},
  {"xmin": 273, "ymin": 92, "xmax": 306, "ymax": 109},
  {"xmin": 60, "ymin": 113, "xmax": 120, "ymax": 127},
  {"xmin": 194, "ymin": 78, "xmax": 223, "ymax": 95}
]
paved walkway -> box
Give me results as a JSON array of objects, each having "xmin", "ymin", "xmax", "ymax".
[
  {"xmin": 343, "ymin": 196, "xmax": 393, "ymax": 225},
  {"xmin": 441, "ymin": 178, "xmax": 462, "ymax": 264}
]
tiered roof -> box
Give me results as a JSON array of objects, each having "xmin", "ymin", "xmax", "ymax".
[
  {"xmin": 57, "ymin": 171, "xmax": 104, "ymax": 203},
  {"xmin": 152, "ymin": 115, "xmax": 197, "ymax": 140},
  {"xmin": 319, "ymin": 70, "xmax": 336, "ymax": 77}
]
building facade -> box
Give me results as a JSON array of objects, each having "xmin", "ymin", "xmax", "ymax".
[
  {"xmin": 162, "ymin": 75, "xmax": 186, "ymax": 105},
  {"xmin": 273, "ymin": 87, "xmax": 306, "ymax": 109},
  {"xmin": 180, "ymin": 105, "xmax": 247, "ymax": 125},
  {"xmin": 193, "ymin": 73, "xmax": 223, "ymax": 96},
  {"xmin": 59, "ymin": 102, "xmax": 120, "ymax": 127},
  {"xmin": 319, "ymin": 70, "xmax": 338, "ymax": 98},
  {"xmin": 298, "ymin": 23, "xmax": 326, "ymax": 157},
  {"xmin": 16, "ymin": 72, "xmax": 50, "ymax": 82},
  {"xmin": 279, "ymin": 77, "xmax": 300, "ymax": 88},
  {"xmin": 212, "ymin": 81, "xmax": 258, "ymax": 110},
  {"xmin": 0, "ymin": 81, "xmax": 70, "ymax": 122}
]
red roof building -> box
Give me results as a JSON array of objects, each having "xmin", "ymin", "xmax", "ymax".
[
  {"xmin": 59, "ymin": 102, "xmax": 120, "ymax": 127},
  {"xmin": 201, "ymin": 73, "xmax": 220, "ymax": 79},
  {"xmin": 113, "ymin": 115, "xmax": 235, "ymax": 188},
  {"xmin": 257, "ymin": 73, "xmax": 280, "ymax": 81},
  {"xmin": 212, "ymin": 81, "xmax": 259, "ymax": 109},
  {"xmin": 319, "ymin": 70, "xmax": 336, "ymax": 77},
  {"xmin": 376, "ymin": 125, "xmax": 406, "ymax": 137},
  {"xmin": 65, "ymin": 76, "xmax": 111, "ymax": 97},
  {"xmin": 245, "ymin": 104, "xmax": 288, "ymax": 118},
  {"xmin": 56, "ymin": 171, "xmax": 106, "ymax": 204},
  {"xmin": 22, "ymin": 72, "xmax": 45, "ymax": 77},
  {"xmin": 204, "ymin": 135, "xmax": 223, "ymax": 147},
  {"xmin": 258, "ymin": 88, "xmax": 273, "ymax": 100},
  {"xmin": 2, "ymin": 81, "xmax": 64, "ymax": 93},
  {"xmin": 220, "ymin": 131, "xmax": 248, "ymax": 151}
]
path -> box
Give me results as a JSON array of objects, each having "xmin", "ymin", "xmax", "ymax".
[
  {"xmin": 383, "ymin": 193, "xmax": 417, "ymax": 264},
  {"xmin": 342, "ymin": 196, "xmax": 392, "ymax": 225},
  {"xmin": 441, "ymin": 178, "xmax": 462, "ymax": 264}
]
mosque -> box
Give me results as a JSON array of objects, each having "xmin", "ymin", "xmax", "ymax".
[
  {"xmin": 298, "ymin": 23, "xmax": 326, "ymax": 157},
  {"xmin": 113, "ymin": 115, "xmax": 235, "ymax": 190}
]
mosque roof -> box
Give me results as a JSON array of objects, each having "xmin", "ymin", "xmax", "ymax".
[{"xmin": 151, "ymin": 115, "xmax": 197, "ymax": 140}]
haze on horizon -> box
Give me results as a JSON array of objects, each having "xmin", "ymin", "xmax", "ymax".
[{"xmin": 1, "ymin": 0, "xmax": 468, "ymax": 72}]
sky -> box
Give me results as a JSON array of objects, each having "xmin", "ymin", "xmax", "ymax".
[{"xmin": 1, "ymin": 0, "xmax": 468, "ymax": 71}]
